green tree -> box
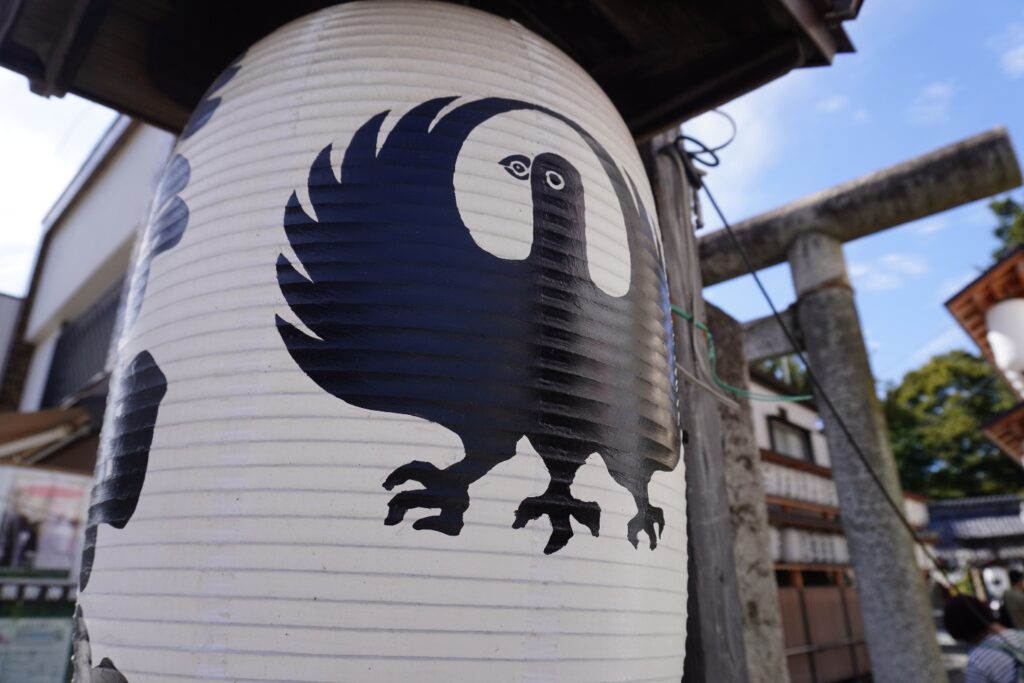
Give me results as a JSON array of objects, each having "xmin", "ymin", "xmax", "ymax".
[
  {"xmin": 751, "ymin": 354, "xmax": 811, "ymax": 396},
  {"xmin": 884, "ymin": 350, "xmax": 1023, "ymax": 498},
  {"xmin": 991, "ymin": 195, "xmax": 1024, "ymax": 260}
]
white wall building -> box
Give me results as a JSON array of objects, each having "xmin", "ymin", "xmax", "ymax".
[
  {"xmin": 749, "ymin": 375, "xmax": 930, "ymax": 563},
  {"xmin": 14, "ymin": 118, "xmax": 173, "ymax": 413}
]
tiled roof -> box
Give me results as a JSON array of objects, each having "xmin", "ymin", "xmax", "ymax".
[
  {"xmin": 930, "ymin": 494, "xmax": 1024, "ymax": 509},
  {"xmin": 950, "ymin": 515, "xmax": 1024, "ymax": 540}
]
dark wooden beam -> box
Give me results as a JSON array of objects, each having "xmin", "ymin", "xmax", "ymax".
[{"xmin": 744, "ymin": 307, "xmax": 800, "ymax": 362}]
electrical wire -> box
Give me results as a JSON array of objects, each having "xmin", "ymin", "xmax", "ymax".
[
  {"xmin": 670, "ymin": 304, "xmax": 812, "ymax": 403},
  {"xmin": 663, "ymin": 133, "xmax": 1024, "ymax": 655},
  {"xmin": 666, "ymin": 135, "xmax": 938, "ymax": 562}
]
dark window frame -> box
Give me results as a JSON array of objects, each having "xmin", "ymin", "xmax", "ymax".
[
  {"xmin": 767, "ymin": 411, "xmax": 815, "ymax": 464},
  {"xmin": 40, "ymin": 277, "xmax": 123, "ymax": 407}
]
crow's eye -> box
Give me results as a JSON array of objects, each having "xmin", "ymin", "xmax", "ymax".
[
  {"xmin": 545, "ymin": 170, "xmax": 565, "ymax": 191},
  {"xmin": 499, "ymin": 154, "xmax": 531, "ymax": 180}
]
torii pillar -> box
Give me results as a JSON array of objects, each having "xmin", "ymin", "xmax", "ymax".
[
  {"xmin": 790, "ymin": 231, "xmax": 945, "ymax": 681},
  {"xmin": 700, "ymin": 127, "xmax": 1022, "ymax": 683}
]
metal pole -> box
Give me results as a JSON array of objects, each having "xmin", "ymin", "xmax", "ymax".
[{"xmin": 788, "ymin": 231, "xmax": 946, "ymax": 683}]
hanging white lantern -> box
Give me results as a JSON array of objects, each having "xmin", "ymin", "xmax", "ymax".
[
  {"xmin": 73, "ymin": 2, "xmax": 685, "ymax": 681},
  {"xmin": 987, "ymin": 298, "xmax": 1024, "ymax": 373},
  {"xmin": 782, "ymin": 528, "xmax": 803, "ymax": 564}
]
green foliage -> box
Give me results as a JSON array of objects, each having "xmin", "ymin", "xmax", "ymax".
[
  {"xmin": 751, "ymin": 354, "xmax": 811, "ymax": 395},
  {"xmin": 991, "ymin": 195, "xmax": 1024, "ymax": 260},
  {"xmin": 884, "ymin": 350, "xmax": 1023, "ymax": 499}
]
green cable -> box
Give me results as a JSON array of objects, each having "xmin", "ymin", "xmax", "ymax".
[{"xmin": 670, "ymin": 304, "xmax": 813, "ymax": 403}]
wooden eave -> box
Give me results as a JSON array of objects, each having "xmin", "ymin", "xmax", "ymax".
[
  {"xmin": 945, "ymin": 247, "xmax": 1024, "ymax": 392},
  {"xmin": 983, "ymin": 401, "xmax": 1024, "ymax": 463},
  {"xmin": 0, "ymin": 0, "xmax": 858, "ymax": 140}
]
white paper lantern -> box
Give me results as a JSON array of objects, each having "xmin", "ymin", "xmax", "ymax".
[
  {"xmin": 769, "ymin": 526, "xmax": 782, "ymax": 562},
  {"xmin": 761, "ymin": 461, "xmax": 780, "ymax": 496},
  {"xmin": 987, "ymin": 298, "xmax": 1024, "ymax": 396},
  {"xmin": 782, "ymin": 528, "xmax": 803, "ymax": 564},
  {"xmin": 73, "ymin": 2, "xmax": 685, "ymax": 682}
]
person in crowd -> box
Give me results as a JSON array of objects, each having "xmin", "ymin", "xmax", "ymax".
[
  {"xmin": 1004, "ymin": 571, "xmax": 1024, "ymax": 629},
  {"xmin": 945, "ymin": 594, "xmax": 1024, "ymax": 682}
]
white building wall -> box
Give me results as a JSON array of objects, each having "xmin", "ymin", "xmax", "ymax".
[
  {"xmin": 19, "ymin": 330, "xmax": 58, "ymax": 411},
  {"xmin": 749, "ymin": 379, "xmax": 831, "ymax": 467},
  {"xmin": 18, "ymin": 123, "xmax": 174, "ymax": 411},
  {"xmin": 26, "ymin": 124, "xmax": 173, "ymax": 343}
]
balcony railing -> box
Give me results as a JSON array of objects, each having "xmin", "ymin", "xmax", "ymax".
[{"xmin": 40, "ymin": 278, "xmax": 123, "ymax": 407}]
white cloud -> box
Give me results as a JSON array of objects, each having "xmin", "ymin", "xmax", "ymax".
[
  {"xmin": 989, "ymin": 19, "xmax": 1024, "ymax": 79},
  {"xmin": 0, "ymin": 69, "xmax": 115, "ymax": 297},
  {"xmin": 907, "ymin": 80, "xmax": 954, "ymax": 124},
  {"xmin": 876, "ymin": 324, "xmax": 972, "ymax": 383},
  {"xmin": 881, "ymin": 252, "xmax": 927, "ymax": 275},
  {"xmin": 849, "ymin": 262, "xmax": 902, "ymax": 291},
  {"xmin": 686, "ymin": 71, "xmax": 808, "ymax": 227},
  {"xmin": 865, "ymin": 328, "xmax": 883, "ymax": 353},
  {"xmin": 1002, "ymin": 45, "xmax": 1024, "ymax": 78},
  {"xmin": 905, "ymin": 325, "xmax": 970, "ymax": 368},
  {"xmin": 911, "ymin": 216, "xmax": 950, "ymax": 235},
  {"xmin": 849, "ymin": 252, "xmax": 928, "ymax": 291},
  {"xmin": 816, "ymin": 95, "xmax": 848, "ymax": 112},
  {"xmin": 936, "ymin": 271, "xmax": 979, "ymax": 303}
]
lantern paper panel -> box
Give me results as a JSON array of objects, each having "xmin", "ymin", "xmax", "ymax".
[{"xmin": 74, "ymin": 2, "xmax": 686, "ymax": 681}]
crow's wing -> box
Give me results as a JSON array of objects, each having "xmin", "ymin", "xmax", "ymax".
[
  {"xmin": 277, "ymin": 98, "xmax": 529, "ymax": 345},
  {"xmin": 276, "ymin": 98, "xmax": 540, "ymax": 420}
]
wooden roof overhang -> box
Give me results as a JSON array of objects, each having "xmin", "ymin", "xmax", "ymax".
[
  {"xmin": 945, "ymin": 247, "xmax": 1024, "ymax": 397},
  {"xmin": 984, "ymin": 402, "xmax": 1024, "ymax": 463},
  {"xmin": 0, "ymin": 0, "xmax": 858, "ymax": 140},
  {"xmin": 947, "ymin": 249, "xmax": 1024, "ymax": 462}
]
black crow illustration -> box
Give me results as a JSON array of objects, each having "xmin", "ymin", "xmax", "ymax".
[
  {"xmin": 80, "ymin": 350, "xmax": 167, "ymax": 590},
  {"xmin": 277, "ymin": 97, "xmax": 679, "ymax": 553}
]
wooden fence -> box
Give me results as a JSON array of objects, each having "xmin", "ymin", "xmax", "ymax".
[{"xmin": 779, "ymin": 583, "xmax": 870, "ymax": 682}]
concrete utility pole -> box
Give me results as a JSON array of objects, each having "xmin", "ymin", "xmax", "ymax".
[
  {"xmin": 789, "ymin": 233, "xmax": 946, "ymax": 683},
  {"xmin": 697, "ymin": 128, "xmax": 1022, "ymax": 683}
]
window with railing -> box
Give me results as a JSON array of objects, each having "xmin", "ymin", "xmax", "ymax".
[{"xmin": 41, "ymin": 279, "xmax": 123, "ymax": 407}]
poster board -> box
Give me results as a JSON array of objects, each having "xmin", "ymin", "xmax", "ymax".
[
  {"xmin": 0, "ymin": 466, "xmax": 90, "ymax": 682},
  {"xmin": 0, "ymin": 466, "xmax": 90, "ymax": 581}
]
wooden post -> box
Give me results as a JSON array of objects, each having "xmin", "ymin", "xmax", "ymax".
[
  {"xmin": 645, "ymin": 133, "xmax": 750, "ymax": 682},
  {"xmin": 707, "ymin": 303, "xmax": 790, "ymax": 683}
]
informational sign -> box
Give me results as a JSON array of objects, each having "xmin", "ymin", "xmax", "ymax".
[
  {"xmin": 0, "ymin": 466, "xmax": 90, "ymax": 580},
  {"xmin": 0, "ymin": 617, "xmax": 73, "ymax": 683}
]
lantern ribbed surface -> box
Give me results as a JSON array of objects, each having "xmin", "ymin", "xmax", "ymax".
[{"xmin": 75, "ymin": 2, "xmax": 686, "ymax": 681}]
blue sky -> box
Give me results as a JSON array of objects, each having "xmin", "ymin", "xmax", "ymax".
[
  {"xmin": 691, "ymin": 0, "xmax": 1024, "ymax": 387},
  {"xmin": 0, "ymin": 0, "xmax": 1022, "ymax": 389}
]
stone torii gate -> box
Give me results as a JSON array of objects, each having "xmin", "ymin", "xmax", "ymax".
[{"xmin": 695, "ymin": 127, "xmax": 1021, "ymax": 683}]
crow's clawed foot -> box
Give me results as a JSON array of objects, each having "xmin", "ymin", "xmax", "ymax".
[
  {"xmin": 627, "ymin": 504, "xmax": 665, "ymax": 550},
  {"xmin": 383, "ymin": 460, "xmax": 468, "ymax": 535},
  {"xmin": 512, "ymin": 488, "xmax": 600, "ymax": 554}
]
